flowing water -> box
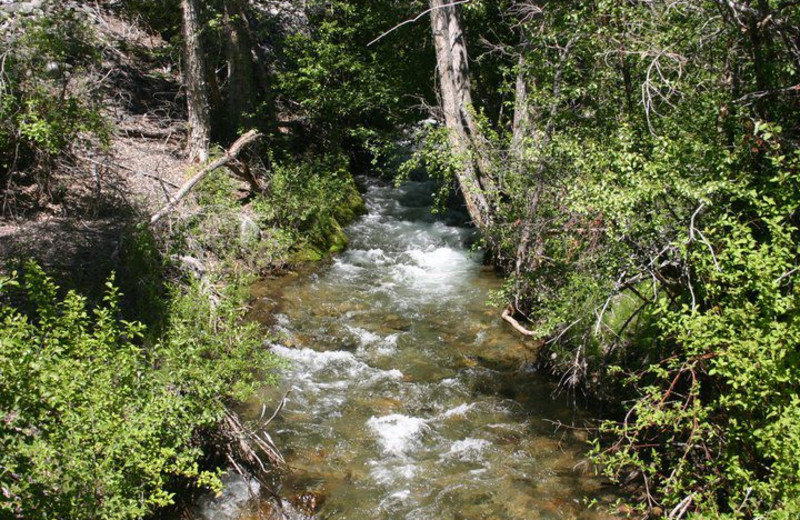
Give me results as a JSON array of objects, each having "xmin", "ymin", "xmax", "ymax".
[{"xmin": 196, "ymin": 180, "xmax": 618, "ymax": 520}]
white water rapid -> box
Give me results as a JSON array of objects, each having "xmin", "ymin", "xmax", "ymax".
[{"xmin": 195, "ymin": 180, "xmax": 618, "ymax": 520}]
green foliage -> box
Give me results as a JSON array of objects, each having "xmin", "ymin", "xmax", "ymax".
[
  {"xmin": 169, "ymin": 151, "xmax": 364, "ymax": 271},
  {"xmin": 424, "ymin": 0, "xmax": 800, "ymax": 516},
  {"xmin": 274, "ymin": 0, "xmax": 432, "ymax": 152},
  {"xmin": 0, "ymin": 263, "xmax": 282, "ymax": 519},
  {"xmin": 252, "ymin": 153, "xmax": 365, "ymax": 260},
  {"xmin": 0, "ymin": 4, "xmax": 107, "ymax": 199},
  {"xmin": 397, "ymin": 123, "xmax": 465, "ymax": 212},
  {"xmin": 115, "ymin": 227, "xmax": 170, "ymax": 333},
  {"xmin": 194, "ymin": 162, "xmax": 241, "ymax": 209},
  {"xmin": 592, "ymin": 141, "xmax": 800, "ymax": 518}
]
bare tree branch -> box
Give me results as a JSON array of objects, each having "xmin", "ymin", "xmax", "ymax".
[
  {"xmin": 367, "ymin": 0, "xmax": 472, "ymax": 47},
  {"xmin": 149, "ymin": 129, "xmax": 260, "ymax": 225},
  {"xmin": 502, "ymin": 305, "xmax": 538, "ymax": 336}
]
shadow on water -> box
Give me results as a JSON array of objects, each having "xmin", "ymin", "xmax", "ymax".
[{"xmin": 195, "ymin": 179, "xmax": 623, "ymax": 520}]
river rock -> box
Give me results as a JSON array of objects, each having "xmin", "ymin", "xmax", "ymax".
[
  {"xmin": 240, "ymin": 215, "xmax": 261, "ymax": 246},
  {"xmin": 383, "ymin": 314, "xmax": 411, "ymax": 332},
  {"xmin": 290, "ymin": 490, "xmax": 326, "ymax": 515}
]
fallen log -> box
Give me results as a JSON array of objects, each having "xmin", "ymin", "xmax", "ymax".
[
  {"xmin": 149, "ymin": 129, "xmax": 260, "ymax": 225},
  {"xmin": 119, "ymin": 126, "xmax": 184, "ymax": 140}
]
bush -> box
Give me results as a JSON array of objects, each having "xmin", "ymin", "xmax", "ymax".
[
  {"xmin": 591, "ymin": 140, "xmax": 800, "ymax": 518},
  {"xmin": 0, "ymin": 3, "xmax": 107, "ymax": 211},
  {"xmin": 0, "ymin": 262, "xmax": 282, "ymax": 519},
  {"xmin": 251, "ymin": 152, "xmax": 365, "ymax": 260}
]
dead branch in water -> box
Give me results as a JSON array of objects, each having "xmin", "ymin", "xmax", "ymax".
[
  {"xmin": 222, "ymin": 398, "xmax": 287, "ymax": 474},
  {"xmin": 217, "ymin": 395, "xmax": 292, "ymax": 518},
  {"xmin": 502, "ymin": 306, "xmax": 537, "ymax": 337}
]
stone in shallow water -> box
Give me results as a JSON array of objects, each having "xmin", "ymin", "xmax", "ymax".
[
  {"xmin": 290, "ymin": 490, "xmax": 326, "ymax": 515},
  {"xmin": 382, "ymin": 313, "xmax": 412, "ymax": 332}
]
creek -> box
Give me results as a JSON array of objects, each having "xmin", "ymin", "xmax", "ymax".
[{"xmin": 195, "ymin": 179, "xmax": 617, "ymax": 519}]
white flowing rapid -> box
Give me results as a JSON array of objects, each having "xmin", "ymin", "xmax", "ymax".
[{"xmin": 196, "ymin": 180, "xmax": 617, "ymax": 520}]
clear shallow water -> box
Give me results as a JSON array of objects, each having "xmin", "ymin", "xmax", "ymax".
[{"xmin": 197, "ymin": 180, "xmax": 618, "ymax": 520}]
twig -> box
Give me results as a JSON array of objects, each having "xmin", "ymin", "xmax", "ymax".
[
  {"xmin": 81, "ymin": 156, "xmax": 181, "ymax": 189},
  {"xmin": 546, "ymin": 318, "xmax": 582, "ymax": 345},
  {"xmin": 595, "ymin": 270, "xmax": 628, "ymax": 336},
  {"xmin": 734, "ymin": 487, "xmax": 753, "ymax": 515},
  {"xmin": 668, "ymin": 494, "xmax": 694, "ymax": 519},
  {"xmin": 543, "ymin": 419, "xmax": 599, "ymax": 431},
  {"xmin": 775, "ymin": 266, "xmax": 799, "ymax": 284},
  {"xmin": 733, "ymin": 84, "xmax": 800, "ymax": 104},
  {"xmin": 687, "ymin": 203, "xmax": 722, "ymax": 272},
  {"xmin": 367, "ymin": 0, "xmax": 472, "ymax": 47},
  {"xmin": 244, "ymin": 390, "xmax": 291, "ymax": 438}
]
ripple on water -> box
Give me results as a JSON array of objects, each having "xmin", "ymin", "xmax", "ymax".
[
  {"xmin": 195, "ymin": 474, "xmax": 260, "ymax": 520},
  {"xmin": 201, "ymin": 180, "xmax": 621, "ymax": 520},
  {"xmin": 366, "ymin": 413, "xmax": 429, "ymax": 457},
  {"xmin": 441, "ymin": 438, "xmax": 491, "ymax": 463}
]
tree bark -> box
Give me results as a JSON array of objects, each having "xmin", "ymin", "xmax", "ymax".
[
  {"xmin": 511, "ymin": 53, "xmax": 530, "ymax": 156},
  {"xmin": 223, "ymin": 0, "xmax": 257, "ymax": 140},
  {"xmin": 181, "ymin": 0, "xmax": 211, "ymax": 163},
  {"xmin": 429, "ymin": 0, "xmax": 496, "ymax": 230}
]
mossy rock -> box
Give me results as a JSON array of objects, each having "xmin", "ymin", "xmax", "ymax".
[
  {"xmin": 333, "ymin": 184, "xmax": 367, "ymax": 222},
  {"xmin": 323, "ymin": 216, "xmax": 349, "ymax": 253},
  {"xmin": 283, "ymin": 175, "xmax": 366, "ymax": 264},
  {"xmin": 291, "ymin": 245, "xmax": 325, "ymax": 263},
  {"xmin": 297, "ymin": 184, "xmax": 364, "ymax": 260}
]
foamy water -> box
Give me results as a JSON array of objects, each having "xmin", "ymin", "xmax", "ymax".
[{"xmin": 195, "ymin": 180, "xmax": 617, "ymax": 520}]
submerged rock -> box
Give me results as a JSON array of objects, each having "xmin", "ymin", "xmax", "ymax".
[{"xmin": 289, "ymin": 490, "xmax": 326, "ymax": 516}]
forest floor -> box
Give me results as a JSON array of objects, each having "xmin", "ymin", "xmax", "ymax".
[
  {"xmin": 0, "ymin": 6, "xmax": 244, "ymax": 291},
  {"xmin": 0, "ymin": 7, "xmax": 309, "ymax": 518}
]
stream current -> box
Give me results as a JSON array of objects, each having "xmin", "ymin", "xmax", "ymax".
[{"xmin": 197, "ymin": 180, "xmax": 616, "ymax": 519}]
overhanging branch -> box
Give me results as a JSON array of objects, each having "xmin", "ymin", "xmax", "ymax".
[{"xmin": 367, "ymin": 0, "xmax": 472, "ymax": 47}]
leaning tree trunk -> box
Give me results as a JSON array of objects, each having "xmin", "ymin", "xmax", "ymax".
[
  {"xmin": 181, "ymin": 0, "xmax": 211, "ymax": 163},
  {"xmin": 429, "ymin": 0, "xmax": 496, "ymax": 230}
]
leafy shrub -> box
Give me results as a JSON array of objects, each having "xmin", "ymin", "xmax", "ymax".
[
  {"xmin": 251, "ymin": 152, "xmax": 364, "ymax": 258},
  {"xmin": 0, "ymin": 3, "xmax": 107, "ymax": 209},
  {"xmin": 591, "ymin": 137, "xmax": 800, "ymax": 518},
  {"xmin": 436, "ymin": 1, "xmax": 800, "ymax": 516},
  {"xmin": 0, "ymin": 263, "xmax": 282, "ymax": 519}
]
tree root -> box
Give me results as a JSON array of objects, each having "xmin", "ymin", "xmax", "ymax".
[{"xmin": 501, "ymin": 306, "xmax": 537, "ymax": 337}]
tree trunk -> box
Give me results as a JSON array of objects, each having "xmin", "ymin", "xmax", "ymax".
[
  {"xmin": 223, "ymin": 0, "xmax": 257, "ymax": 140},
  {"xmin": 181, "ymin": 0, "xmax": 211, "ymax": 163},
  {"xmin": 512, "ymin": 51, "xmax": 539, "ymax": 158},
  {"xmin": 429, "ymin": 0, "xmax": 496, "ymax": 230}
]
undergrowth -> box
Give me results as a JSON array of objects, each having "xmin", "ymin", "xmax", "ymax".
[{"xmin": 0, "ymin": 260, "xmax": 283, "ymax": 519}]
